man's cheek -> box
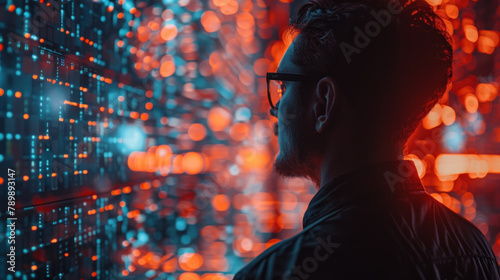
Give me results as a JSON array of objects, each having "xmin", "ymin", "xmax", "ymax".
[{"xmin": 279, "ymin": 103, "xmax": 298, "ymax": 127}]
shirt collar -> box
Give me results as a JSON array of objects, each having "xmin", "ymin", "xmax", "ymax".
[{"xmin": 302, "ymin": 160, "xmax": 426, "ymax": 228}]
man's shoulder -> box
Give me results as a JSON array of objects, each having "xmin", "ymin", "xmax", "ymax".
[
  {"xmin": 232, "ymin": 207, "xmax": 399, "ymax": 280},
  {"xmin": 233, "ymin": 195, "xmax": 500, "ymax": 280},
  {"xmin": 421, "ymin": 194, "xmax": 497, "ymax": 257},
  {"xmin": 233, "ymin": 226, "xmax": 344, "ymax": 280}
]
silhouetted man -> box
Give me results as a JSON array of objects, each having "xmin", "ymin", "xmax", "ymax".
[{"xmin": 234, "ymin": 0, "xmax": 500, "ymax": 279}]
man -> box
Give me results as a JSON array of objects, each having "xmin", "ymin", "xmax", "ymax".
[{"xmin": 234, "ymin": 0, "xmax": 500, "ymax": 279}]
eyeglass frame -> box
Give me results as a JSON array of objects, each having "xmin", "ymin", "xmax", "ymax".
[{"xmin": 266, "ymin": 72, "xmax": 319, "ymax": 109}]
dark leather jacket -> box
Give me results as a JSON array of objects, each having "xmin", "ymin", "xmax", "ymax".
[{"xmin": 234, "ymin": 160, "xmax": 500, "ymax": 279}]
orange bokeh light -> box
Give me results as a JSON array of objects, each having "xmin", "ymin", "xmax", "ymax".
[
  {"xmin": 237, "ymin": 147, "xmax": 271, "ymax": 171},
  {"xmin": 160, "ymin": 24, "xmax": 178, "ymax": 41},
  {"xmin": 476, "ymin": 83, "xmax": 497, "ymax": 102},
  {"xmin": 179, "ymin": 272, "xmax": 201, "ymax": 280},
  {"xmin": 435, "ymin": 154, "xmax": 500, "ymax": 178},
  {"xmin": 220, "ymin": 0, "xmax": 239, "ymax": 15},
  {"xmin": 236, "ymin": 12, "xmax": 255, "ymax": 29},
  {"xmin": 445, "ymin": 4, "xmax": 459, "ymax": 19},
  {"xmin": 182, "ymin": 152, "xmax": 204, "ymax": 174},
  {"xmin": 229, "ymin": 122, "xmax": 250, "ymax": 141},
  {"xmin": 188, "ymin": 123, "xmax": 207, "ymax": 141},
  {"xmin": 422, "ymin": 103, "xmax": 442, "ymax": 130},
  {"xmin": 441, "ymin": 105, "xmax": 456, "ymax": 126},
  {"xmin": 178, "ymin": 253, "xmax": 203, "ymax": 271},
  {"xmin": 477, "ymin": 30, "xmax": 499, "ymax": 54},
  {"xmin": 464, "ymin": 25, "xmax": 479, "ymax": 42},
  {"xmin": 464, "ymin": 93, "xmax": 478, "ymax": 113},
  {"xmin": 201, "ymin": 11, "xmax": 221, "ymax": 33},
  {"xmin": 207, "ymin": 107, "xmax": 232, "ymax": 132},
  {"xmin": 212, "ymin": 194, "xmax": 230, "ymax": 211},
  {"xmin": 160, "ymin": 60, "xmax": 176, "ymax": 77}
]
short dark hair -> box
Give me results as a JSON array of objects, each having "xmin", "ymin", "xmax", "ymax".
[{"xmin": 289, "ymin": 0, "xmax": 453, "ymax": 148}]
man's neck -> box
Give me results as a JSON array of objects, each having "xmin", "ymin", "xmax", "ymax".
[{"xmin": 317, "ymin": 146, "xmax": 404, "ymax": 191}]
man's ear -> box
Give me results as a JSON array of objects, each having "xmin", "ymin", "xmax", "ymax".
[{"xmin": 313, "ymin": 77, "xmax": 338, "ymax": 133}]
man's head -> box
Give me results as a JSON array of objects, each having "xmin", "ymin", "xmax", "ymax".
[{"xmin": 271, "ymin": 0, "xmax": 453, "ymax": 187}]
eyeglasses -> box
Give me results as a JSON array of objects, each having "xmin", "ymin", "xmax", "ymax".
[{"xmin": 266, "ymin": 72, "xmax": 315, "ymax": 109}]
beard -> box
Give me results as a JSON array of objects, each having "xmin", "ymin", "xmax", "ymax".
[{"xmin": 272, "ymin": 112, "xmax": 322, "ymax": 189}]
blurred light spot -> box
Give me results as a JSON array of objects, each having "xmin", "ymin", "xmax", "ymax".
[
  {"xmin": 464, "ymin": 25, "xmax": 478, "ymax": 42},
  {"xmin": 237, "ymin": 147, "xmax": 270, "ymax": 171},
  {"xmin": 160, "ymin": 55, "xmax": 176, "ymax": 77},
  {"xmin": 477, "ymin": 30, "xmax": 499, "ymax": 54},
  {"xmin": 422, "ymin": 103, "xmax": 442, "ymax": 129},
  {"xmin": 212, "ymin": 194, "xmax": 230, "ymax": 211},
  {"xmin": 220, "ymin": 0, "xmax": 239, "ymax": 15},
  {"xmin": 179, "ymin": 272, "xmax": 201, "ymax": 280},
  {"xmin": 176, "ymin": 217, "xmax": 187, "ymax": 231},
  {"xmin": 462, "ymin": 192, "xmax": 474, "ymax": 207},
  {"xmin": 182, "ymin": 152, "xmax": 204, "ymax": 174},
  {"xmin": 201, "ymin": 11, "xmax": 221, "ymax": 33},
  {"xmin": 236, "ymin": 12, "xmax": 255, "ymax": 29},
  {"xmin": 435, "ymin": 154, "xmax": 498, "ymax": 177},
  {"xmin": 464, "ymin": 93, "xmax": 478, "ymax": 113},
  {"xmin": 178, "ymin": 253, "xmax": 203, "ymax": 271},
  {"xmin": 441, "ymin": 105, "xmax": 456, "ymax": 126},
  {"xmin": 230, "ymin": 123, "xmax": 250, "ymax": 141},
  {"xmin": 445, "ymin": 4, "xmax": 459, "ymax": 18},
  {"xmin": 208, "ymin": 107, "xmax": 232, "ymax": 132},
  {"xmin": 119, "ymin": 125, "xmax": 145, "ymax": 152},
  {"xmin": 476, "ymin": 83, "xmax": 497, "ymax": 102},
  {"xmin": 443, "ymin": 123, "xmax": 465, "ymax": 152},
  {"xmin": 188, "ymin": 124, "xmax": 207, "ymax": 141},
  {"xmin": 160, "ymin": 24, "xmax": 178, "ymax": 41}
]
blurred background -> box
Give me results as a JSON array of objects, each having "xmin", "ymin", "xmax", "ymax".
[{"xmin": 0, "ymin": 0, "xmax": 498, "ymax": 279}]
